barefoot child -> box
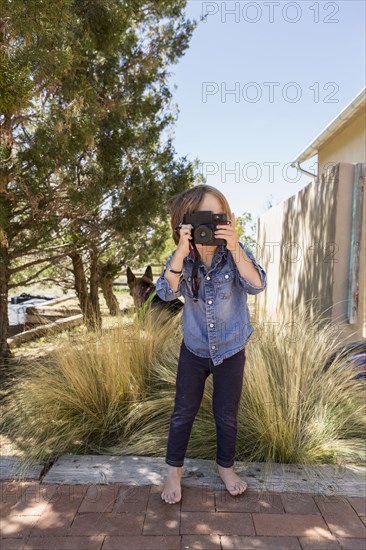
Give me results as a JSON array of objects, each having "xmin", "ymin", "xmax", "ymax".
[{"xmin": 155, "ymin": 184, "xmax": 267, "ymax": 504}]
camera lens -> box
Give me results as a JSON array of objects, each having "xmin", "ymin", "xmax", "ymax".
[{"xmin": 194, "ymin": 225, "xmax": 213, "ymax": 243}]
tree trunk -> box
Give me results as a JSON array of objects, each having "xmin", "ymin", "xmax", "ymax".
[
  {"xmin": 0, "ymin": 114, "xmax": 13, "ymax": 361},
  {"xmin": 89, "ymin": 247, "xmax": 102, "ymax": 331},
  {"xmin": 70, "ymin": 251, "xmax": 93, "ymax": 328},
  {"xmin": 0, "ymin": 242, "xmax": 12, "ymax": 361},
  {"xmin": 70, "ymin": 251, "xmax": 88, "ymax": 315},
  {"xmin": 100, "ymin": 276, "xmax": 120, "ymax": 316},
  {"xmin": 70, "ymin": 250, "xmax": 102, "ymax": 332}
]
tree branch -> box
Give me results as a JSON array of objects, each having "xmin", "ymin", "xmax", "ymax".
[
  {"xmin": 9, "ymin": 277, "xmax": 74, "ymax": 290},
  {"xmin": 11, "ymin": 242, "xmax": 78, "ymax": 261},
  {"xmin": 8, "ymin": 263, "xmax": 54, "ymax": 288},
  {"xmin": 10, "ymin": 250, "xmax": 76, "ymax": 275}
]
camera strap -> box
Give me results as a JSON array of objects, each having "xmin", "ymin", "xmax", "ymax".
[{"xmin": 189, "ymin": 241, "xmax": 201, "ymax": 303}]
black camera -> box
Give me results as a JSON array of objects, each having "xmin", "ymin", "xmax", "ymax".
[{"xmin": 181, "ymin": 210, "xmax": 230, "ymax": 246}]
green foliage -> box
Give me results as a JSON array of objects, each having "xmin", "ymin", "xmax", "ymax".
[
  {"xmin": 0, "ymin": 55, "xmax": 33, "ymax": 114},
  {"xmin": 236, "ymin": 211, "xmax": 257, "ymax": 250},
  {"xmin": 1, "ymin": 0, "xmax": 199, "ymax": 308}
]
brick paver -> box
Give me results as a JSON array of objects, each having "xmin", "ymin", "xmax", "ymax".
[
  {"xmin": 215, "ymin": 487, "xmax": 284, "ymax": 513},
  {"xmin": 314, "ymin": 495, "xmax": 366, "ymax": 539},
  {"xmin": 335, "ymin": 540, "xmax": 366, "ymax": 550},
  {"xmin": 253, "ymin": 512, "xmax": 332, "ymax": 537},
  {"xmin": 180, "ymin": 510, "xmax": 256, "ymax": 535},
  {"xmin": 181, "ymin": 534, "xmax": 221, "ymax": 548},
  {"xmin": 220, "ymin": 535, "xmax": 302, "ymax": 549},
  {"xmin": 103, "ymin": 535, "xmax": 181, "ymax": 549},
  {"xmin": 347, "ymin": 497, "xmax": 366, "ymax": 517},
  {"xmin": 297, "ymin": 537, "xmax": 342, "ymax": 549},
  {"xmin": 1, "ymin": 481, "xmax": 365, "ymax": 549},
  {"xmin": 24, "ymin": 536, "xmax": 104, "ymax": 549},
  {"xmin": 281, "ymin": 492, "xmax": 321, "ymax": 515}
]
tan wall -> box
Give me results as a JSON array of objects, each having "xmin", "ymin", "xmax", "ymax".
[
  {"xmin": 318, "ymin": 110, "xmax": 366, "ymax": 174},
  {"xmin": 256, "ymin": 162, "xmax": 365, "ymax": 346}
]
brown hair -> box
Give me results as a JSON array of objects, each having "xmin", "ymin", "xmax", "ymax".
[{"xmin": 167, "ymin": 184, "xmax": 232, "ymax": 245}]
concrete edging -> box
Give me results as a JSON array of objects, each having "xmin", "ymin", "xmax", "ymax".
[{"xmin": 1, "ymin": 455, "xmax": 364, "ymax": 498}]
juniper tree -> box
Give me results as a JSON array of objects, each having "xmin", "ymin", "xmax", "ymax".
[{"xmin": 0, "ymin": 0, "xmax": 197, "ymax": 358}]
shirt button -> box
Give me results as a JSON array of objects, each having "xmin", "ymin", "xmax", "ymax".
[
  {"xmin": 209, "ymin": 323, "xmax": 214, "ymax": 327},
  {"xmin": 168, "ymin": 289, "xmax": 172, "ymax": 293},
  {"xmin": 224, "ymin": 274, "xmax": 229, "ymax": 279},
  {"xmin": 211, "ymin": 345, "xmax": 216, "ymax": 349},
  {"xmin": 206, "ymin": 276, "xmax": 210, "ymax": 280},
  {"xmin": 208, "ymin": 300, "xmax": 213, "ymax": 304}
]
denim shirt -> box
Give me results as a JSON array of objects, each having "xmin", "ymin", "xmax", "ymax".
[{"xmin": 155, "ymin": 242, "xmax": 267, "ymax": 366}]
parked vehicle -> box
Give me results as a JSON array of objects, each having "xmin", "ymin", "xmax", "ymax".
[
  {"xmin": 323, "ymin": 340, "xmax": 366, "ymax": 380},
  {"xmin": 10, "ymin": 293, "xmax": 54, "ymax": 305}
]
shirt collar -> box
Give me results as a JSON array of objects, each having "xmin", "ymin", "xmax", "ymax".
[{"xmin": 185, "ymin": 244, "xmax": 228, "ymax": 264}]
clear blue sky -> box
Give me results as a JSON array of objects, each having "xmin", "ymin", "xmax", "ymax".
[{"xmin": 167, "ymin": 0, "xmax": 366, "ymax": 221}]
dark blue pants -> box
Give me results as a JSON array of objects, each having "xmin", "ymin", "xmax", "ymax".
[{"xmin": 165, "ymin": 339, "xmax": 246, "ymax": 468}]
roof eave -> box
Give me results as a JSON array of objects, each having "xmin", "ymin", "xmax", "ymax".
[{"xmin": 291, "ymin": 87, "xmax": 366, "ymax": 166}]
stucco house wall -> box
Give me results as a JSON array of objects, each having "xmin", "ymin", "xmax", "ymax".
[
  {"xmin": 255, "ymin": 162, "xmax": 365, "ymax": 344},
  {"xmin": 319, "ymin": 109, "xmax": 366, "ymax": 174}
]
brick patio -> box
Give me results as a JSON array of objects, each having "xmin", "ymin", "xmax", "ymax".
[{"xmin": 1, "ymin": 481, "xmax": 365, "ymax": 550}]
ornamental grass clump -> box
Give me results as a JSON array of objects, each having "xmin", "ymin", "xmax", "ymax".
[
  {"xmin": 105, "ymin": 303, "xmax": 366, "ymax": 471},
  {"xmin": 236, "ymin": 303, "xmax": 365, "ymax": 468},
  {"xmin": 1, "ymin": 306, "xmax": 182, "ymax": 476},
  {"xmin": 2, "ymin": 301, "xmax": 365, "ymax": 481}
]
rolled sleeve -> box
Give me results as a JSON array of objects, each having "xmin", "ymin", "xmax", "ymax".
[
  {"xmin": 155, "ymin": 250, "xmax": 184, "ymax": 301},
  {"xmin": 236, "ymin": 242, "xmax": 267, "ymax": 295}
]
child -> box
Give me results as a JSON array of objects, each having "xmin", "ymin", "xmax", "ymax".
[{"xmin": 155, "ymin": 184, "xmax": 267, "ymax": 504}]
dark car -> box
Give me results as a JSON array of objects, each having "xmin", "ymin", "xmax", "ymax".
[{"xmin": 323, "ymin": 340, "xmax": 366, "ymax": 380}]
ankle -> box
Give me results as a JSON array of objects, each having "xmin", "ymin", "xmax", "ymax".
[
  {"xmin": 218, "ymin": 464, "xmax": 234, "ymax": 471},
  {"xmin": 167, "ymin": 465, "xmax": 182, "ymax": 476}
]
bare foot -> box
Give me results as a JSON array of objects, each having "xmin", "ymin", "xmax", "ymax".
[
  {"xmin": 217, "ymin": 464, "xmax": 248, "ymax": 496},
  {"xmin": 161, "ymin": 465, "xmax": 182, "ymax": 504}
]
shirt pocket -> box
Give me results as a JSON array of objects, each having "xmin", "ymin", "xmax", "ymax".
[
  {"xmin": 213, "ymin": 269, "xmax": 236, "ymax": 300},
  {"xmin": 182, "ymin": 267, "xmax": 194, "ymax": 299}
]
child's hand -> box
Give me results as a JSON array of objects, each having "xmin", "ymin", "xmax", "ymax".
[
  {"xmin": 176, "ymin": 224, "xmax": 193, "ymax": 257},
  {"xmin": 214, "ymin": 212, "xmax": 239, "ymax": 252}
]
